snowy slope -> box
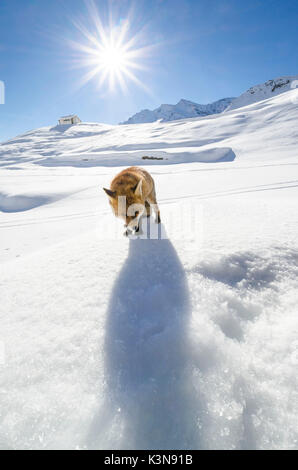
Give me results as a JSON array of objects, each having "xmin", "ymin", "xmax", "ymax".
[
  {"xmin": 0, "ymin": 87, "xmax": 298, "ymax": 450},
  {"xmin": 122, "ymin": 75, "xmax": 298, "ymax": 124},
  {"xmin": 1, "ymin": 87, "xmax": 298, "ymax": 168},
  {"xmin": 226, "ymin": 75, "xmax": 298, "ymax": 111},
  {"xmin": 121, "ymin": 98, "xmax": 234, "ymax": 124}
]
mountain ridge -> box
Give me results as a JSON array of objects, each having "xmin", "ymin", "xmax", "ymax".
[
  {"xmin": 226, "ymin": 75, "xmax": 298, "ymax": 111},
  {"xmin": 121, "ymin": 97, "xmax": 235, "ymax": 125},
  {"xmin": 121, "ymin": 74, "xmax": 298, "ymax": 124}
]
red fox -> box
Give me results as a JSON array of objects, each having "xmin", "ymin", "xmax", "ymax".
[{"xmin": 103, "ymin": 166, "xmax": 161, "ymax": 235}]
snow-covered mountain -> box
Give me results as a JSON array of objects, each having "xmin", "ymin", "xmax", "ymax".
[
  {"xmin": 121, "ymin": 97, "xmax": 235, "ymax": 124},
  {"xmin": 122, "ymin": 75, "xmax": 298, "ymax": 124},
  {"xmin": 226, "ymin": 75, "xmax": 298, "ymax": 111}
]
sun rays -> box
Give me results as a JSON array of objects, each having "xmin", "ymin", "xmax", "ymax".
[{"xmin": 69, "ymin": 1, "xmax": 156, "ymax": 95}]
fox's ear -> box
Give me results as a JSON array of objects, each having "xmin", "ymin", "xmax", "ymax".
[
  {"xmin": 134, "ymin": 180, "xmax": 143, "ymax": 197},
  {"xmin": 103, "ymin": 188, "xmax": 116, "ymax": 198}
]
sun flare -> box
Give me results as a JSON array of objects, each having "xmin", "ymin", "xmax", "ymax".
[
  {"xmin": 99, "ymin": 44, "xmax": 127, "ymax": 72},
  {"xmin": 70, "ymin": 3, "xmax": 155, "ymax": 94}
]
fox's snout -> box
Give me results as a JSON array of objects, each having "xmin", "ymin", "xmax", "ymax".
[{"xmin": 124, "ymin": 208, "xmax": 144, "ymax": 232}]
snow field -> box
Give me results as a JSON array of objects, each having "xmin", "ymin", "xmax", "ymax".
[{"xmin": 1, "ymin": 87, "xmax": 298, "ymax": 449}]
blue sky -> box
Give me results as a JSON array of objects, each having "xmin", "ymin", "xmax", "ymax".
[{"xmin": 0, "ymin": 0, "xmax": 297, "ymax": 141}]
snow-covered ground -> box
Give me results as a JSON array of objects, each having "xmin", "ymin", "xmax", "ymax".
[{"xmin": 0, "ymin": 88, "xmax": 298, "ymax": 450}]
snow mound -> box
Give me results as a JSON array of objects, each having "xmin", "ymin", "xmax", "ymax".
[
  {"xmin": 37, "ymin": 146, "xmax": 235, "ymax": 167},
  {"xmin": 0, "ymin": 192, "xmax": 61, "ymax": 213}
]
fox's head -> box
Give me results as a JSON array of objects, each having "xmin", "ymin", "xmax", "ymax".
[{"xmin": 103, "ymin": 180, "xmax": 145, "ymax": 232}]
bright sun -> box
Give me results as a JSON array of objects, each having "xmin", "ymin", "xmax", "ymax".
[
  {"xmin": 70, "ymin": 3, "xmax": 154, "ymax": 94},
  {"xmin": 100, "ymin": 45, "xmax": 127, "ymax": 72}
]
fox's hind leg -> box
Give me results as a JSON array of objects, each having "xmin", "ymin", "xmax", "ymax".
[{"xmin": 147, "ymin": 187, "xmax": 161, "ymax": 224}]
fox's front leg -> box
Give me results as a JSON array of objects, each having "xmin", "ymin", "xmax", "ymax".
[
  {"xmin": 152, "ymin": 204, "xmax": 161, "ymax": 224},
  {"xmin": 144, "ymin": 201, "xmax": 151, "ymax": 218},
  {"xmin": 155, "ymin": 208, "xmax": 161, "ymax": 224},
  {"xmin": 147, "ymin": 193, "xmax": 161, "ymax": 224}
]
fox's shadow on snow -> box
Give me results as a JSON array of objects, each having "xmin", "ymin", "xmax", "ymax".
[{"xmin": 88, "ymin": 225, "xmax": 201, "ymax": 450}]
